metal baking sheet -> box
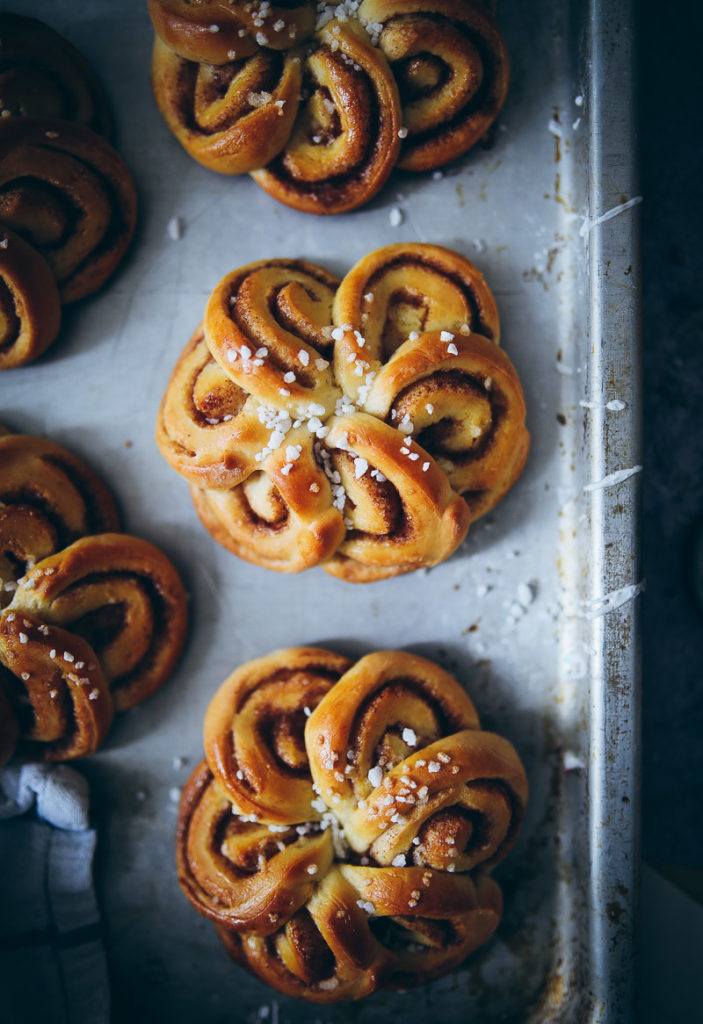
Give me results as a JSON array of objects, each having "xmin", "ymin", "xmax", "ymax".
[{"xmin": 2, "ymin": 0, "xmax": 640, "ymax": 1021}]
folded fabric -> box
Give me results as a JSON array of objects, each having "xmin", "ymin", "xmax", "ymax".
[{"xmin": 0, "ymin": 763, "xmax": 110, "ymax": 1024}]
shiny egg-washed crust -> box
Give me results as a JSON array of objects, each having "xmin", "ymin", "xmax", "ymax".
[
  {"xmin": 359, "ymin": 0, "xmax": 509, "ymax": 172},
  {"xmin": 252, "ymin": 21, "xmax": 402, "ymax": 215},
  {"xmin": 0, "ymin": 610, "xmax": 113, "ymax": 763},
  {"xmin": 177, "ymin": 761, "xmax": 336, "ymax": 932},
  {"xmin": 178, "ymin": 647, "xmax": 526, "ymax": 1002},
  {"xmin": 306, "ymin": 650, "xmax": 527, "ymax": 871},
  {"xmin": 217, "ymin": 870, "xmax": 502, "ymax": 1001},
  {"xmin": 204, "ymin": 258, "xmax": 340, "ymax": 418},
  {"xmin": 0, "ymin": 227, "xmax": 61, "ymax": 370},
  {"xmin": 151, "ymin": 36, "xmax": 302, "ymax": 174},
  {"xmin": 147, "ymin": 0, "xmax": 315, "ymax": 64},
  {"xmin": 155, "ymin": 323, "xmax": 271, "ymax": 490},
  {"xmin": 366, "ymin": 331, "xmax": 530, "ymax": 517},
  {"xmin": 332, "ymin": 242, "xmax": 500, "ymax": 403},
  {"xmin": 7, "ymin": 534, "xmax": 187, "ymax": 711},
  {"xmin": 0, "ymin": 431, "xmax": 120, "ymax": 606},
  {"xmin": 321, "ymin": 413, "xmax": 471, "ymax": 582},
  {"xmin": 0, "ymin": 118, "xmax": 136, "ymax": 303},
  {"xmin": 189, "ymin": 426, "xmax": 346, "ymax": 573},
  {"xmin": 203, "ymin": 646, "xmax": 352, "ymax": 823},
  {"xmin": 0, "ymin": 14, "xmax": 111, "ymax": 135}
]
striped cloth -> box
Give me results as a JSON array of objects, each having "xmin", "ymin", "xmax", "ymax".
[{"xmin": 0, "ymin": 764, "xmax": 110, "ymax": 1024}]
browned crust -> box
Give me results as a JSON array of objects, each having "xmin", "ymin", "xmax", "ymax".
[
  {"xmin": 8, "ymin": 533, "xmax": 187, "ymax": 711},
  {"xmin": 0, "ymin": 13, "xmax": 111, "ymax": 135},
  {"xmin": 252, "ymin": 21, "xmax": 402, "ymax": 215},
  {"xmin": 360, "ymin": 0, "xmax": 509, "ymax": 172},
  {"xmin": 0, "ymin": 227, "xmax": 61, "ymax": 370},
  {"xmin": 0, "ymin": 609, "xmax": 113, "ymax": 761},
  {"xmin": 151, "ymin": 37, "xmax": 303, "ymax": 174},
  {"xmin": 0, "ymin": 118, "xmax": 137, "ymax": 303},
  {"xmin": 147, "ymin": 0, "xmax": 314, "ymax": 64}
]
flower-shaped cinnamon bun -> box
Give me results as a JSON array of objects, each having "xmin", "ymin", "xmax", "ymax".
[
  {"xmin": 157, "ymin": 243, "xmax": 529, "ymax": 581},
  {"xmin": 148, "ymin": 3, "xmax": 510, "ymax": 213},
  {"xmin": 178, "ymin": 647, "xmax": 527, "ymax": 1002}
]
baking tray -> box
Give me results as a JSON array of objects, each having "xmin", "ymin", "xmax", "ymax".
[{"xmin": 1, "ymin": 0, "xmax": 641, "ymax": 1021}]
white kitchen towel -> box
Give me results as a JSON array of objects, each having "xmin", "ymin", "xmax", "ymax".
[{"xmin": 0, "ymin": 763, "xmax": 110, "ymax": 1024}]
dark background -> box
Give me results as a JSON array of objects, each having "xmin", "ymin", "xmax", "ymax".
[{"xmin": 639, "ymin": 0, "xmax": 703, "ymax": 877}]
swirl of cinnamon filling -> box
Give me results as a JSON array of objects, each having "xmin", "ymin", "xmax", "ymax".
[
  {"xmin": 177, "ymin": 761, "xmax": 335, "ymax": 933},
  {"xmin": 332, "ymin": 242, "xmax": 500, "ymax": 403},
  {"xmin": 203, "ymin": 646, "xmax": 352, "ymax": 824},
  {"xmin": 0, "ymin": 430, "xmax": 120, "ymax": 606},
  {"xmin": 190, "ymin": 425, "xmax": 346, "ymax": 572},
  {"xmin": 7, "ymin": 534, "xmax": 187, "ymax": 711},
  {"xmin": 0, "ymin": 227, "xmax": 61, "ymax": 370},
  {"xmin": 0, "ymin": 118, "xmax": 136, "ymax": 303},
  {"xmin": 359, "ymin": 0, "xmax": 509, "ymax": 171},
  {"xmin": 0, "ymin": 610, "xmax": 112, "ymax": 762},
  {"xmin": 320, "ymin": 413, "xmax": 470, "ymax": 582},
  {"xmin": 147, "ymin": 0, "xmax": 314, "ymax": 65},
  {"xmin": 205, "ymin": 258, "xmax": 340, "ymax": 417},
  {"xmin": 177, "ymin": 646, "xmax": 524, "ymax": 1002},
  {"xmin": 0, "ymin": 14, "xmax": 110, "ymax": 134},
  {"xmin": 155, "ymin": 324, "xmax": 272, "ymax": 490},
  {"xmin": 366, "ymin": 330, "xmax": 529, "ymax": 519},
  {"xmin": 218, "ymin": 867, "xmax": 501, "ymax": 1002},
  {"xmin": 252, "ymin": 20, "xmax": 401, "ymax": 214},
  {"xmin": 151, "ymin": 37, "xmax": 302, "ymax": 174}
]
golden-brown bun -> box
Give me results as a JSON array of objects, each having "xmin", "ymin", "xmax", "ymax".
[
  {"xmin": 252, "ymin": 21, "xmax": 401, "ymax": 214},
  {"xmin": 0, "ymin": 610, "xmax": 113, "ymax": 762},
  {"xmin": 0, "ymin": 14, "xmax": 110, "ymax": 134},
  {"xmin": 0, "ymin": 227, "xmax": 61, "ymax": 370},
  {"xmin": 151, "ymin": 36, "xmax": 302, "ymax": 174},
  {"xmin": 178, "ymin": 647, "xmax": 526, "ymax": 1002},
  {"xmin": 0, "ymin": 118, "xmax": 136, "ymax": 303},
  {"xmin": 359, "ymin": 0, "xmax": 509, "ymax": 171},
  {"xmin": 147, "ymin": 0, "xmax": 314, "ymax": 65},
  {"xmin": 0, "ymin": 431, "xmax": 120, "ymax": 606},
  {"xmin": 332, "ymin": 242, "xmax": 500, "ymax": 403},
  {"xmin": 157, "ymin": 246, "xmax": 528, "ymax": 579},
  {"xmin": 155, "ymin": 324, "xmax": 271, "ymax": 490},
  {"xmin": 204, "ymin": 258, "xmax": 340, "ymax": 417},
  {"xmin": 7, "ymin": 534, "xmax": 187, "ymax": 711}
]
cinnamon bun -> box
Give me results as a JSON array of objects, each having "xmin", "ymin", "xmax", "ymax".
[{"xmin": 177, "ymin": 647, "xmax": 527, "ymax": 1002}]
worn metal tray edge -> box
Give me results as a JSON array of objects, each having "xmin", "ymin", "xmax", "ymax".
[{"xmin": 582, "ymin": 1, "xmax": 641, "ymax": 1022}]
